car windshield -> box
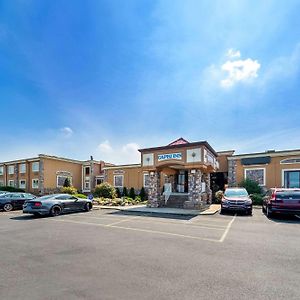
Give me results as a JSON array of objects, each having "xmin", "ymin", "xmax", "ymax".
[{"xmin": 224, "ymin": 189, "xmax": 248, "ymax": 198}]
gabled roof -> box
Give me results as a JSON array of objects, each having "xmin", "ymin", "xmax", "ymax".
[{"xmin": 168, "ymin": 137, "xmax": 189, "ymax": 146}]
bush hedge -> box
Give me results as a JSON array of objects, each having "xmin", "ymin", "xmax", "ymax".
[
  {"xmin": 94, "ymin": 183, "xmax": 116, "ymax": 199},
  {"xmin": 238, "ymin": 178, "xmax": 262, "ymax": 195},
  {"xmin": 61, "ymin": 186, "xmax": 77, "ymax": 195},
  {"xmin": 0, "ymin": 186, "xmax": 25, "ymax": 192},
  {"xmin": 74, "ymin": 193, "xmax": 87, "ymax": 199},
  {"xmin": 214, "ymin": 190, "xmax": 224, "ymax": 203},
  {"xmin": 129, "ymin": 187, "xmax": 136, "ymax": 199},
  {"xmin": 139, "ymin": 187, "xmax": 147, "ymax": 201},
  {"xmin": 250, "ymin": 193, "xmax": 263, "ymax": 205}
]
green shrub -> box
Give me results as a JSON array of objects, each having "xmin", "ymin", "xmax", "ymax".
[
  {"xmin": 135, "ymin": 196, "xmax": 141, "ymax": 202},
  {"xmin": 94, "ymin": 183, "xmax": 116, "ymax": 199},
  {"xmin": 129, "ymin": 187, "xmax": 136, "ymax": 199},
  {"xmin": 239, "ymin": 178, "xmax": 262, "ymax": 195},
  {"xmin": 74, "ymin": 193, "xmax": 87, "ymax": 199},
  {"xmin": 61, "ymin": 186, "xmax": 77, "ymax": 194},
  {"xmin": 122, "ymin": 187, "xmax": 128, "ymax": 197},
  {"xmin": 0, "ymin": 186, "xmax": 25, "ymax": 192},
  {"xmin": 115, "ymin": 187, "xmax": 122, "ymax": 198},
  {"xmin": 250, "ymin": 193, "xmax": 263, "ymax": 205},
  {"xmin": 214, "ymin": 190, "xmax": 224, "ymax": 203},
  {"xmin": 139, "ymin": 187, "xmax": 147, "ymax": 201},
  {"xmin": 63, "ymin": 178, "xmax": 71, "ymax": 187}
]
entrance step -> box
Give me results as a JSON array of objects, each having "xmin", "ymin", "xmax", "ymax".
[{"xmin": 165, "ymin": 194, "xmax": 189, "ymax": 208}]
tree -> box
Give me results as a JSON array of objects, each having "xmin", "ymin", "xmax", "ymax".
[
  {"xmin": 115, "ymin": 187, "xmax": 121, "ymax": 198},
  {"xmin": 129, "ymin": 187, "xmax": 136, "ymax": 199},
  {"xmin": 238, "ymin": 178, "xmax": 262, "ymax": 195},
  {"xmin": 122, "ymin": 187, "xmax": 128, "ymax": 197},
  {"xmin": 139, "ymin": 187, "xmax": 147, "ymax": 201},
  {"xmin": 63, "ymin": 178, "xmax": 71, "ymax": 187}
]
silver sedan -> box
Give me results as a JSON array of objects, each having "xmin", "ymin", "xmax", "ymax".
[{"xmin": 23, "ymin": 194, "xmax": 93, "ymax": 217}]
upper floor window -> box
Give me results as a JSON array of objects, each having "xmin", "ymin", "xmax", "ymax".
[
  {"xmin": 8, "ymin": 165, "xmax": 14, "ymax": 175},
  {"xmin": 280, "ymin": 158, "xmax": 300, "ymax": 164},
  {"xmin": 0, "ymin": 166, "xmax": 3, "ymax": 175},
  {"xmin": 85, "ymin": 166, "xmax": 90, "ymax": 176},
  {"xmin": 32, "ymin": 162, "xmax": 39, "ymax": 172},
  {"xmin": 19, "ymin": 163, "xmax": 26, "ymax": 173}
]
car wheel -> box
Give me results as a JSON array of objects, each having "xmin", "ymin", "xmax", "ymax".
[
  {"xmin": 50, "ymin": 205, "xmax": 62, "ymax": 217},
  {"xmin": 33, "ymin": 213, "xmax": 41, "ymax": 217},
  {"xmin": 262, "ymin": 204, "xmax": 266, "ymax": 213},
  {"xmin": 248, "ymin": 209, "xmax": 253, "ymax": 216},
  {"xmin": 84, "ymin": 203, "xmax": 92, "ymax": 212},
  {"xmin": 220, "ymin": 209, "xmax": 225, "ymax": 215},
  {"xmin": 266, "ymin": 206, "xmax": 272, "ymax": 218},
  {"xmin": 3, "ymin": 203, "xmax": 13, "ymax": 212}
]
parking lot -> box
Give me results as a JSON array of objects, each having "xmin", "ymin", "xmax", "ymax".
[{"xmin": 0, "ymin": 208, "xmax": 299, "ymax": 300}]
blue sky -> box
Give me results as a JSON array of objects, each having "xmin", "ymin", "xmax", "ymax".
[{"xmin": 1, "ymin": 0, "xmax": 300, "ymax": 164}]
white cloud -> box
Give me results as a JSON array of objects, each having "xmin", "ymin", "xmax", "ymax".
[
  {"xmin": 97, "ymin": 140, "xmax": 113, "ymax": 153},
  {"xmin": 60, "ymin": 127, "xmax": 73, "ymax": 138},
  {"xmin": 227, "ymin": 48, "xmax": 241, "ymax": 58},
  {"xmin": 97, "ymin": 141, "xmax": 140, "ymax": 164},
  {"xmin": 221, "ymin": 56, "xmax": 261, "ymax": 88}
]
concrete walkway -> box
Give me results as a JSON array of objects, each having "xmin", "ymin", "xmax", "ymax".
[{"xmin": 94, "ymin": 204, "xmax": 220, "ymax": 216}]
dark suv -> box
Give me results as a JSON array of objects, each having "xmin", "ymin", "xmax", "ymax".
[{"xmin": 262, "ymin": 188, "xmax": 300, "ymax": 217}]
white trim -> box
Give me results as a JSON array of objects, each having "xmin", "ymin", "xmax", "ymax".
[
  {"xmin": 244, "ymin": 167, "xmax": 266, "ymax": 186},
  {"xmin": 280, "ymin": 158, "xmax": 300, "ymax": 165},
  {"xmin": 19, "ymin": 179, "xmax": 26, "ymax": 189},
  {"xmin": 114, "ymin": 175, "xmax": 124, "ymax": 188},
  {"xmin": 8, "ymin": 165, "xmax": 14, "ymax": 175},
  {"xmin": 103, "ymin": 164, "xmax": 141, "ymax": 170},
  {"xmin": 228, "ymin": 150, "xmax": 300, "ymax": 160},
  {"xmin": 32, "ymin": 178, "xmax": 39, "ymax": 189},
  {"xmin": 56, "ymin": 175, "xmax": 73, "ymax": 188},
  {"xmin": 19, "ymin": 163, "xmax": 26, "ymax": 174},
  {"xmin": 143, "ymin": 173, "xmax": 149, "ymax": 187},
  {"xmin": 8, "ymin": 179, "xmax": 15, "ymax": 187},
  {"xmin": 281, "ymin": 168, "xmax": 300, "ymax": 188}
]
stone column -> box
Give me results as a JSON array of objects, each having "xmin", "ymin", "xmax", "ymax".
[
  {"xmin": 188, "ymin": 169, "xmax": 202, "ymax": 204},
  {"xmin": 228, "ymin": 160, "xmax": 237, "ymax": 187},
  {"xmin": 147, "ymin": 171, "xmax": 160, "ymax": 208},
  {"xmin": 203, "ymin": 173, "xmax": 212, "ymax": 204}
]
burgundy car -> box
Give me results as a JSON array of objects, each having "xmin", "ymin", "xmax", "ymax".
[{"xmin": 262, "ymin": 188, "xmax": 300, "ymax": 218}]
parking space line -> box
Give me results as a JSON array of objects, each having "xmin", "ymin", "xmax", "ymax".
[
  {"xmin": 106, "ymin": 216, "xmax": 140, "ymax": 226},
  {"xmin": 219, "ymin": 214, "xmax": 236, "ymax": 243},
  {"xmin": 47, "ymin": 218, "xmax": 221, "ymax": 243}
]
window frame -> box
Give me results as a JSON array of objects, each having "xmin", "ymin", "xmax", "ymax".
[
  {"xmin": 8, "ymin": 179, "xmax": 15, "ymax": 187},
  {"xmin": 281, "ymin": 169, "xmax": 300, "ymax": 188},
  {"xmin": 32, "ymin": 178, "xmax": 39, "ymax": 189},
  {"xmin": 244, "ymin": 167, "xmax": 266, "ymax": 186},
  {"xmin": 19, "ymin": 163, "xmax": 26, "ymax": 174},
  {"xmin": 143, "ymin": 173, "xmax": 150, "ymax": 188},
  {"xmin": 19, "ymin": 179, "xmax": 26, "ymax": 189},
  {"xmin": 114, "ymin": 175, "xmax": 124, "ymax": 188},
  {"xmin": 8, "ymin": 165, "xmax": 14, "ymax": 175},
  {"xmin": 32, "ymin": 162, "xmax": 39, "ymax": 172},
  {"xmin": 56, "ymin": 175, "xmax": 73, "ymax": 188}
]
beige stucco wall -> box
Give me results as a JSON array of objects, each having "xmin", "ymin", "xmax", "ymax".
[
  {"xmin": 43, "ymin": 158, "xmax": 83, "ymax": 190},
  {"xmin": 235, "ymin": 154, "xmax": 300, "ymax": 188}
]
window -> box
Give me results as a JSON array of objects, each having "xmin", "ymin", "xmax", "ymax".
[
  {"xmin": 84, "ymin": 180, "xmax": 90, "ymax": 190},
  {"xmin": 85, "ymin": 166, "xmax": 90, "ymax": 176},
  {"xmin": 32, "ymin": 162, "xmax": 39, "ymax": 172},
  {"xmin": 19, "ymin": 180, "xmax": 26, "ymax": 189},
  {"xmin": 8, "ymin": 180, "xmax": 15, "ymax": 187},
  {"xmin": 0, "ymin": 166, "xmax": 3, "ymax": 175},
  {"xmin": 114, "ymin": 175, "xmax": 124, "ymax": 187},
  {"xmin": 280, "ymin": 158, "xmax": 300, "ymax": 164},
  {"xmin": 8, "ymin": 165, "xmax": 14, "ymax": 175},
  {"xmin": 283, "ymin": 170, "xmax": 300, "ymax": 188},
  {"xmin": 56, "ymin": 176, "xmax": 72, "ymax": 188},
  {"xmin": 143, "ymin": 173, "xmax": 150, "ymax": 187},
  {"xmin": 32, "ymin": 179, "xmax": 39, "ymax": 189},
  {"xmin": 244, "ymin": 168, "xmax": 266, "ymax": 186},
  {"xmin": 0, "ymin": 180, "xmax": 3, "ymax": 186},
  {"xmin": 96, "ymin": 178, "xmax": 103, "ymax": 185},
  {"xmin": 19, "ymin": 163, "xmax": 26, "ymax": 173}
]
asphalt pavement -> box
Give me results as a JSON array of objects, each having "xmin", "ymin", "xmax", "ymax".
[{"xmin": 0, "ymin": 208, "xmax": 299, "ymax": 300}]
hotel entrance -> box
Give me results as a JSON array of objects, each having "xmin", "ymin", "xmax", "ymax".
[{"xmin": 175, "ymin": 170, "xmax": 188, "ymax": 193}]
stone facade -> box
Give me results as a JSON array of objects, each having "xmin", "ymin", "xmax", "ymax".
[
  {"xmin": 202, "ymin": 173, "xmax": 212, "ymax": 204},
  {"xmin": 147, "ymin": 171, "xmax": 161, "ymax": 208},
  {"xmin": 188, "ymin": 169, "xmax": 202, "ymax": 203},
  {"xmin": 228, "ymin": 159, "xmax": 237, "ymax": 187},
  {"xmin": 39, "ymin": 159, "xmax": 44, "ymax": 195}
]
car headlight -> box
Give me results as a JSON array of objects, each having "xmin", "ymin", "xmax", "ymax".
[{"xmin": 245, "ymin": 199, "xmax": 252, "ymax": 205}]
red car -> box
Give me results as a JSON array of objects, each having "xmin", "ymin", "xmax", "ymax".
[{"xmin": 262, "ymin": 188, "xmax": 300, "ymax": 217}]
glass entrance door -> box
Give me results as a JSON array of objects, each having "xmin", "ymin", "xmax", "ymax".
[
  {"xmin": 176, "ymin": 171, "xmax": 188, "ymax": 193},
  {"xmin": 284, "ymin": 171, "xmax": 300, "ymax": 188}
]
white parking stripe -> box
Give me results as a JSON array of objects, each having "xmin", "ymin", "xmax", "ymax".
[{"xmin": 219, "ymin": 214, "xmax": 236, "ymax": 243}]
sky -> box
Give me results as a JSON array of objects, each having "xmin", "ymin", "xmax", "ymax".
[{"xmin": 1, "ymin": 0, "xmax": 300, "ymax": 164}]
